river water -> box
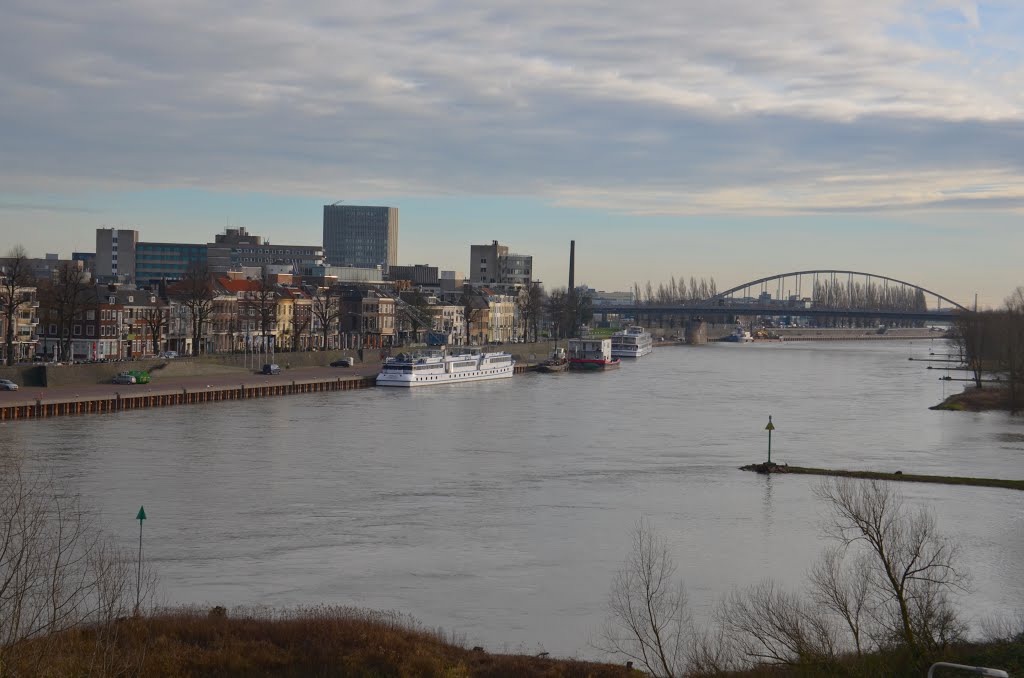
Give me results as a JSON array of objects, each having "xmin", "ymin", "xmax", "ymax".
[{"xmin": 5, "ymin": 340, "xmax": 1023, "ymax": 657}]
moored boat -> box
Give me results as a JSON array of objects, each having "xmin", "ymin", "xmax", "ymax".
[
  {"xmin": 568, "ymin": 337, "xmax": 621, "ymax": 371},
  {"xmin": 611, "ymin": 325, "xmax": 653, "ymax": 358},
  {"xmin": 376, "ymin": 349, "xmax": 515, "ymax": 387},
  {"xmin": 723, "ymin": 326, "xmax": 753, "ymax": 343},
  {"xmin": 538, "ymin": 346, "xmax": 569, "ymax": 373}
]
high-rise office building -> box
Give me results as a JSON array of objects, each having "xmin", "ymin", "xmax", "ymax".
[
  {"xmin": 134, "ymin": 241, "xmax": 207, "ymax": 283},
  {"xmin": 322, "ymin": 204, "xmax": 398, "ymax": 272},
  {"xmin": 95, "ymin": 228, "xmax": 139, "ymax": 281}
]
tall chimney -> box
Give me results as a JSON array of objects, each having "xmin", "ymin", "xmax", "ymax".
[{"xmin": 568, "ymin": 240, "xmax": 575, "ymax": 292}]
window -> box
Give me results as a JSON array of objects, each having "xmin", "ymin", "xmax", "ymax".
[
  {"xmin": 87, "ymin": 310, "xmax": 96, "ymax": 320},
  {"xmin": 73, "ymin": 325, "xmax": 81, "ymax": 336},
  {"xmin": 86, "ymin": 326, "xmax": 94, "ymax": 337}
]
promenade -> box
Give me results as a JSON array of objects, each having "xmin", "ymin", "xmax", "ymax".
[
  {"xmin": 0, "ymin": 364, "xmax": 384, "ymax": 420},
  {"xmin": 0, "ymin": 358, "xmax": 539, "ymax": 420}
]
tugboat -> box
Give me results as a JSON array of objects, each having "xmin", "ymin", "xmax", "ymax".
[{"xmin": 537, "ymin": 346, "xmax": 569, "ymax": 373}]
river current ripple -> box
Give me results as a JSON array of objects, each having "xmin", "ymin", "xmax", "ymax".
[{"xmin": 7, "ymin": 340, "xmax": 1023, "ymax": 656}]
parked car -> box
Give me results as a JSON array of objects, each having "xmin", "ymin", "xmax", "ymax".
[
  {"xmin": 159, "ymin": 351, "xmax": 179, "ymax": 359},
  {"xmin": 112, "ymin": 372, "xmax": 137, "ymax": 385},
  {"xmin": 261, "ymin": 363, "xmax": 281, "ymax": 375},
  {"xmin": 127, "ymin": 370, "xmax": 151, "ymax": 384},
  {"xmin": 0, "ymin": 379, "xmax": 18, "ymax": 391},
  {"xmin": 330, "ymin": 357, "xmax": 354, "ymax": 367}
]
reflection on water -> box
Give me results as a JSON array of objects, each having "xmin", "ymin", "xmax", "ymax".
[{"xmin": 5, "ymin": 339, "xmax": 1023, "ymax": 656}]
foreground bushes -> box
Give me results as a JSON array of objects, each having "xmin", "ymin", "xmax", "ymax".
[{"xmin": 6, "ymin": 605, "xmax": 637, "ymax": 677}]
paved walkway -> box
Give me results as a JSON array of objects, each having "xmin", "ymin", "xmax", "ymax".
[{"xmin": 0, "ymin": 364, "xmax": 380, "ymax": 407}]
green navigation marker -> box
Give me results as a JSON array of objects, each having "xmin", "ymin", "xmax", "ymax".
[
  {"xmin": 765, "ymin": 415, "xmax": 775, "ymax": 464},
  {"xmin": 135, "ymin": 505, "xmax": 146, "ymax": 614}
]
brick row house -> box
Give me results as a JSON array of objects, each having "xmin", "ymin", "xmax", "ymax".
[{"xmin": 36, "ymin": 287, "xmax": 168, "ymax": 361}]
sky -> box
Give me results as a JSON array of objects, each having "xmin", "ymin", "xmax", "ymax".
[{"xmin": 1, "ymin": 0, "xmax": 1022, "ymax": 307}]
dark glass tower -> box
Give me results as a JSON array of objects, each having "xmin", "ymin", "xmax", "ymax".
[{"xmin": 322, "ymin": 204, "xmax": 398, "ymax": 272}]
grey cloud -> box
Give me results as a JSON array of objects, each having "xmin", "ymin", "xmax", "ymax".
[{"xmin": 1, "ymin": 0, "xmax": 1022, "ymax": 212}]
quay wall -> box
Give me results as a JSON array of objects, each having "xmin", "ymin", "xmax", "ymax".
[
  {"xmin": 24, "ymin": 345, "xmax": 559, "ymax": 390},
  {"xmin": 0, "ymin": 375, "xmax": 377, "ymax": 421}
]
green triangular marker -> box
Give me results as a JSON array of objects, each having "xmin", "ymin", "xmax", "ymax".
[{"xmin": 136, "ymin": 506, "xmax": 147, "ymax": 522}]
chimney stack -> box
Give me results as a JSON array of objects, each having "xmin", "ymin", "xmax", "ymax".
[{"xmin": 568, "ymin": 240, "xmax": 575, "ymax": 292}]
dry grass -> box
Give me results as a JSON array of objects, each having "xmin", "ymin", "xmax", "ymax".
[{"xmin": 5, "ymin": 605, "xmax": 638, "ymax": 677}]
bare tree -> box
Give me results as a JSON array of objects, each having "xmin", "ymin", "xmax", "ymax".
[
  {"xmin": 953, "ymin": 312, "xmax": 990, "ymax": 389},
  {"xmin": 140, "ymin": 297, "xmax": 168, "ymax": 356},
  {"xmin": 808, "ymin": 546, "xmax": 873, "ymax": 656},
  {"xmin": 171, "ymin": 262, "xmax": 215, "ymax": 356},
  {"xmin": 717, "ymin": 579, "xmax": 838, "ymax": 669},
  {"xmin": 596, "ymin": 517, "xmax": 691, "ymax": 678},
  {"xmin": 0, "ymin": 453, "xmax": 157, "ymax": 674},
  {"xmin": 37, "ymin": 263, "xmax": 89, "ymax": 361},
  {"xmin": 243, "ymin": 275, "xmax": 277, "ymax": 351},
  {"xmin": 814, "ymin": 478, "xmax": 969, "ymax": 662},
  {"xmin": 0, "ymin": 246, "xmax": 35, "ymax": 366},
  {"xmin": 516, "ymin": 282, "xmax": 544, "ymax": 342},
  {"xmin": 459, "ymin": 289, "xmax": 485, "ymax": 345},
  {"xmin": 311, "ymin": 285, "xmax": 341, "ymax": 350}
]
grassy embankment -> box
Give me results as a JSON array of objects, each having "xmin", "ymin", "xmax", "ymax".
[
  {"xmin": 6, "ymin": 606, "xmax": 635, "ymax": 678},
  {"xmin": 12, "ymin": 606, "xmax": 1022, "ymax": 677},
  {"xmin": 931, "ymin": 385, "xmax": 1017, "ymax": 412},
  {"xmin": 739, "ymin": 463, "xmax": 1024, "ymax": 491}
]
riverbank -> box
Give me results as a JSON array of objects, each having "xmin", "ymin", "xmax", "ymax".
[
  {"xmin": 5, "ymin": 606, "xmax": 635, "ymax": 677},
  {"xmin": 12, "ymin": 604, "xmax": 1021, "ymax": 677},
  {"xmin": 739, "ymin": 462, "xmax": 1024, "ymax": 491},
  {"xmin": 0, "ymin": 359, "xmax": 540, "ymax": 420},
  {"xmin": 932, "ymin": 385, "xmax": 1019, "ymax": 412}
]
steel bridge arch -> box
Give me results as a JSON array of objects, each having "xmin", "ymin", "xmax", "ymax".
[{"xmin": 707, "ymin": 270, "xmax": 968, "ymax": 311}]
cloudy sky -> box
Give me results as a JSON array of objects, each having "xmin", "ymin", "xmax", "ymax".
[{"xmin": 2, "ymin": 0, "xmax": 1022, "ymax": 306}]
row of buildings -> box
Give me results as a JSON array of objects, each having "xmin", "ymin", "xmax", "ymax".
[
  {"xmin": 1, "ymin": 204, "xmax": 639, "ymax": 363},
  {"xmin": 0, "ymin": 267, "xmax": 531, "ymax": 362}
]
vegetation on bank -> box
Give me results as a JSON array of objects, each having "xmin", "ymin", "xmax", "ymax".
[
  {"xmin": 931, "ymin": 385, "xmax": 1016, "ymax": 412},
  {"xmin": 7, "ymin": 606, "xmax": 637, "ymax": 677},
  {"xmin": 950, "ymin": 287, "xmax": 1024, "ymax": 411},
  {"xmin": 596, "ymin": 480, "xmax": 1022, "ymax": 678},
  {"xmin": 739, "ymin": 462, "xmax": 1024, "ymax": 491}
]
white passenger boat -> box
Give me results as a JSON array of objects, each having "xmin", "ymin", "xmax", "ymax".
[
  {"xmin": 610, "ymin": 326, "xmax": 653, "ymax": 358},
  {"xmin": 376, "ymin": 349, "xmax": 515, "ymax": 387}
]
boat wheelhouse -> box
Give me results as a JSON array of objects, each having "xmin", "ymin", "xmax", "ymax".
[
  {"xmin": 610, "ymin": 326, "xmax": 653, "ymax": 358},
  {"xmin": 376, "ymin": 349, "xmax": 515, "ymax": 387},
  {"xmin": 567, "ymin": 337, "xmax": 621, "ymax": 371}
]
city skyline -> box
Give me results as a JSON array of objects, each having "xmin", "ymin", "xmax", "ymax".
[{"xmin": 3, "ymin": 1, "xmax": 1023, "ymax": 307}]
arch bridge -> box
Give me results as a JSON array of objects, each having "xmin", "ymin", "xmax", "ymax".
[{"xmin": 599, "ymin": 270, "xmax": 967, "ymax": 322}]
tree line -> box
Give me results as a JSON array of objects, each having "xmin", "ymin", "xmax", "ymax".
[
  {"xmin": 632, "ymin": 277, "xmax": 719, "ymax": 305},
  {"xmin": 953, "ymin": 286, "xmax": 1024, "ymax": 410}
]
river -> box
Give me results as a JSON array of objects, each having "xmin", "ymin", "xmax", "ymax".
[{"xmin": 5, "ymin": 339, "xmax": 1023, "ymax": 657}]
